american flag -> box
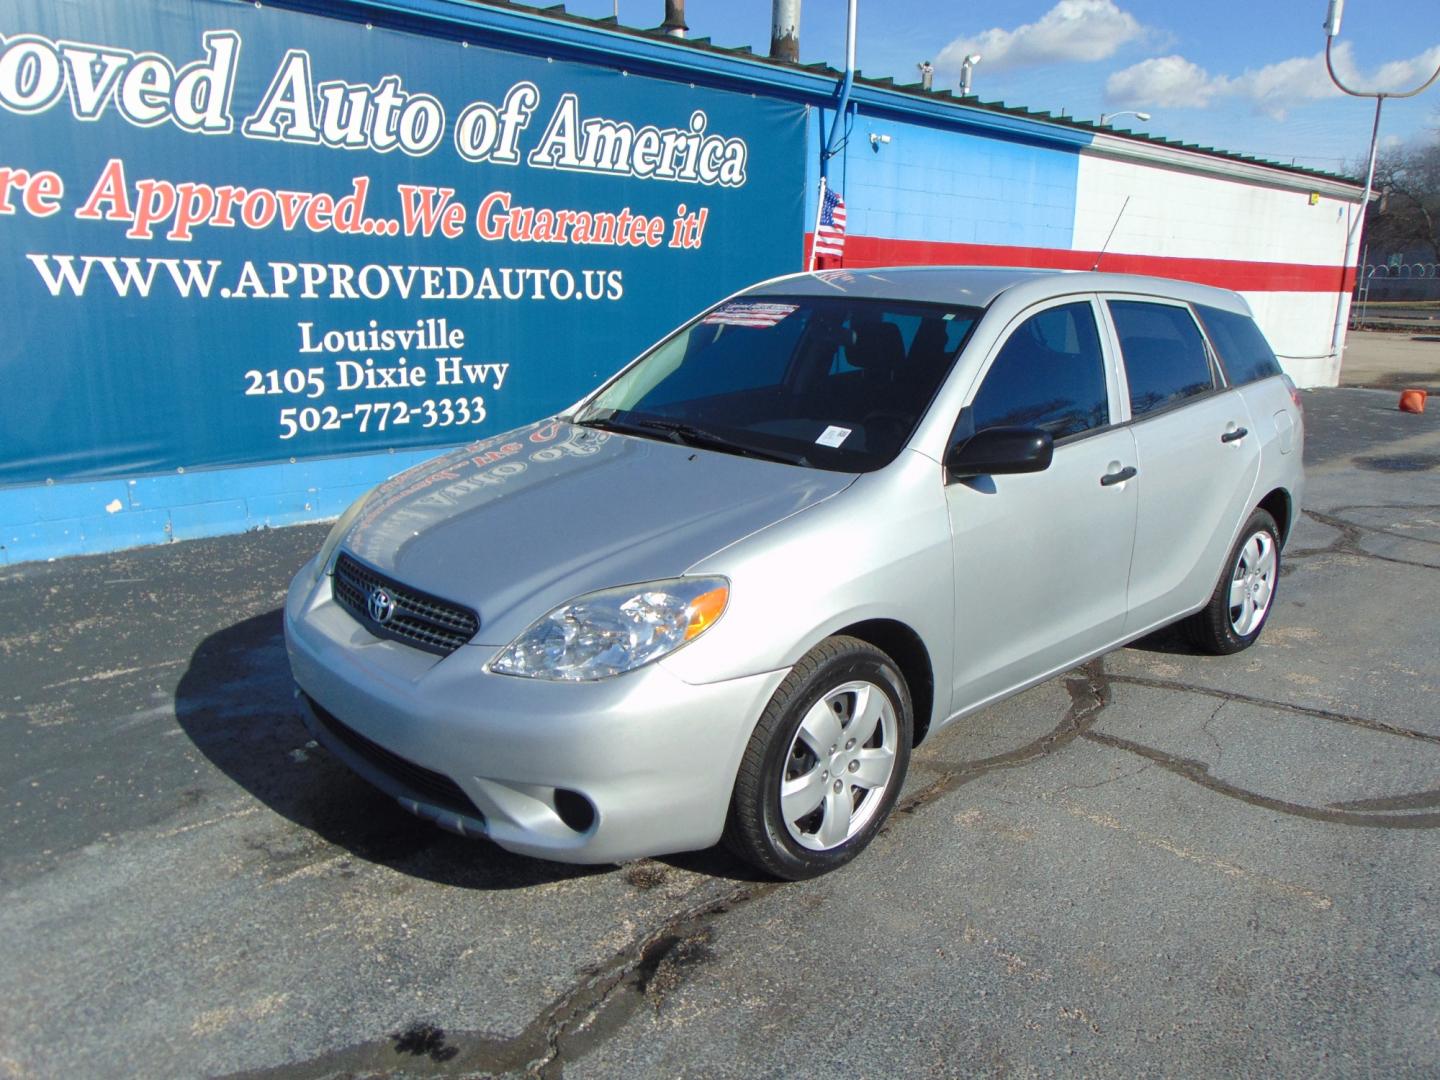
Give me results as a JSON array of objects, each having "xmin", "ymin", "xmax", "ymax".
[
  {"xmin": 813, "ymin": 186, "xmax": 847, "ymax": 259},
  {"xmin": 702, "ymin": 302, "xmax": 799, "ymax": 329}
]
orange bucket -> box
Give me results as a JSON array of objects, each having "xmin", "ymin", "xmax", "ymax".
[{"xmin": 1399, "ymin": 389, "xmax": 1427, "ymax": 414}]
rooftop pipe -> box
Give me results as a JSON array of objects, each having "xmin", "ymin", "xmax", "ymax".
[
  {"xmin": 770, "ymin": 0, "xmax": 801, "ymax": 62},
  {"xmin": 661, "ymin": 0, "xmax": 687, "ymax": 38}
]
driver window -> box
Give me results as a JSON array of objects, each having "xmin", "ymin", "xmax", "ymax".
[{"xmin": 969, "ymin": 301, "xmax": 1109, "ymax": 440}]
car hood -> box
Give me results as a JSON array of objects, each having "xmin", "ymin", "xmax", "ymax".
[{"xmin": 340, "ymin": 419, "xmax": 855, "ymax": 643}]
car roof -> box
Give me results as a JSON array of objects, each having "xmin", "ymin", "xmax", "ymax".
[{"xmin": 744, "ymin": 266, "xmax": 1253, "ymax": 316}]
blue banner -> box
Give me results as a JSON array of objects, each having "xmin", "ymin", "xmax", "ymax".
[{"xmin": 0, "ymin": 0, "xmax": 807, "ymax": 484}]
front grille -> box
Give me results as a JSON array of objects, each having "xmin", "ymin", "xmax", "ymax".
[
  {"xmin": 304, "ymin": 694, "xmax": 482, "ymax": 821},
  {"xmin": 333, "ymin": 552, "xmax": 479, "ymax": 655}
]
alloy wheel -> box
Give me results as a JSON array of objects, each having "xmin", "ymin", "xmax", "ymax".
[
  {"xmin": 1228, "ymin": 530, "xmax": 1276, "ymax": 637},
  {"xmin": 780, "ymin": 680, "xmax": 899, "ymax": 851}
]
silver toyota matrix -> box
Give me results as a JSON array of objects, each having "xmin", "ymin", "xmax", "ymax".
[{"xmin": 285, "ymin": 267, "xmax": 1305, "ymax": 879}]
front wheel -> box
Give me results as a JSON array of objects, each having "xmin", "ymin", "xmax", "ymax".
[
  {"xmin": 724, "ymin": 636, "xmax": 912, "ymax": 880},
  {"xmin": 1184, "ymin": 508, "xmax": 1281, "ymax": 655}
]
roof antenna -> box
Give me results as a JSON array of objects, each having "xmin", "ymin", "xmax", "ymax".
[{"xmin": 1091, "ymin": 195, "xmax": 1130, "ymax": 271}]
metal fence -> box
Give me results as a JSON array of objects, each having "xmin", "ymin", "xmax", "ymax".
[{"xmin": 1358, "ymin": 260, "xmax": 1440, "ymax": 302}]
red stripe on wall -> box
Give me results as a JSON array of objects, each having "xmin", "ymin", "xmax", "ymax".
[{"xmin": 803, "ymin": 234, "xmax": 1357, "ymax": 293}]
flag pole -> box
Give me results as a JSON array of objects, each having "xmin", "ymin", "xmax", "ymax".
[{"xmin": 808, "ymin": 175, "xmax": 827, "ymax": 272}]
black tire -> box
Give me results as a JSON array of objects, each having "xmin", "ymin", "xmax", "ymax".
[
  {"xmin": 1184, "ymin": 508, "xmax": 1282, "ymax": 655},
  {"xmin": 724, "ymin": 636, "xmax": 912, "ymax": 880}
]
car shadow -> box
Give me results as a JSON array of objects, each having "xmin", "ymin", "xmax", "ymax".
[
  {"xmin": 1123, "ymin": 623, "xmax": 1195, "ymax": 655},
  {"xmin": 174, "ymin": 608, "xmax": 602, "ymax": 891}
]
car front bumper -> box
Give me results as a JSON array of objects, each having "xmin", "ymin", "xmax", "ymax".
[{"xmin": 284, "ymin": 560, "xmax": 788, "ymax": 864}]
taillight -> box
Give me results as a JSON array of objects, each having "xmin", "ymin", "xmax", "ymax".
[{"xmin": 1282, "ymin": 374, "xmax": 1303, "ymax": 414}]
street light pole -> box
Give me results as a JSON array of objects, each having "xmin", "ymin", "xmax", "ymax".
[
  {"xmin": 1098, "ymin": 110, "xmax": 1151, "ymax": 127},
  {"xmin": 1322, "ymin": 0, "xmax": 1440, "ymax": 366},
  {"xmin": 820, "ymin": 0, "xmax": 857, "ymax": 182}
]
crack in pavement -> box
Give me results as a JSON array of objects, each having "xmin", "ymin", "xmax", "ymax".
[
  {"xmin": 1327, "ymin": 788, "xmax": 1440, "ymax": 813},
  {"xmin": 1079, "ymin": 728, "xmax": 1440, "ymax": 829},
  {"xmin": 231, "ymin": 880, "xmax": 780, "ymax": 1080},
  {"xmin": 1285, "ymin": 505, "xmax": 1440, "ymax": 573},
  {"xmin": 907, "ymin": 657, "xmax": 1440, "ymax": 838},
  {"xmin": 1061, "ymin": 759, "xmax": 1156, "ymax": 793},
  {"xmin": 1103, "ymin": 673, "xmax": 1440, "ymax": 746},
  {"xmin": 1200, "ymin": 699, "xmax": 1227, "ymax": 766},
  {"xmin": 1081, "ymin": 667, "xmax": 1440, "ymax": 830},
  {"xmin": 891, "ymin": 658, "xmax": 1113, "ymax": 818}
]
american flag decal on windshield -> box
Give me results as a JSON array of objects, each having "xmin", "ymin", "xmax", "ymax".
[{"xmin": 701, "ymin": 302, "xmax": 800, "ymax": 328}]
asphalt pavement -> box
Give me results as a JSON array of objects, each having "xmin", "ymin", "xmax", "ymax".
[
  {"xmin": 1, "ymin": 386, "xmax": 1437, "ymax": 1078},
  {"xmin": 1339, "ymin": 329, "xmax": 1440, "ymax": 392}
]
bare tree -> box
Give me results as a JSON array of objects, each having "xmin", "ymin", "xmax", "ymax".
[{"xmin": 1367, "ymin": 131, "xmax": 1440, "ymax": 260}]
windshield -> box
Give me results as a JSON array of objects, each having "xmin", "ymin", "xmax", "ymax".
[{"xmin": 575, "ymin": 295, "xmax": 981, "ymax": 471}]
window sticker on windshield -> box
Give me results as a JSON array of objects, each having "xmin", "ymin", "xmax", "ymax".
[
  {"xmin": 701, "ymin": 302, "xmax": 799, "ymax": 328},
  {"xmin": 816, "ymin": 425, "xmax": 852, "ymax": 448}
]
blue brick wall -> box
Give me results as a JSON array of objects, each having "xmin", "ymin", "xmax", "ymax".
[
  {"xmin": 807, "ymin": 109, "xmax": 1081, "ymax": 250},
  {"xmin": 0, "ymin": 449, "xmax": 438, "ymax": 565}
]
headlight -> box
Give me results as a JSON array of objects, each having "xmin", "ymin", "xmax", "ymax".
[
  {"xmin": 491, "ymin": 577, "xmax": 729, "ymax": 681},
  {"xmin": 311, "ymin": 488, "xmax": 375, "ymax": 584}
]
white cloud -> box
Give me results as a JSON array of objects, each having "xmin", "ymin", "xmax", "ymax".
[
  {"xmin": 1225, "ymin": 50, "xmax": 1341, "ymax": 119},
  {"xmin": 1105, "ymin": 55, "xmax": 1219, "ymax": 108},
  {"xmin": 1106, "ymin": 42, "xmax": 1440, "ymax": 121},
  {"xmin": 937, "ymin": 0, "xmax": 1146, "ymax": 76},
  {"xmin": 1370, "ymin": 45, "xmax": 1440, "ymax": 92}
]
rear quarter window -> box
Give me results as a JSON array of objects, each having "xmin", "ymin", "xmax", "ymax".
[{"xmin": 1195, "ymin": 304, "xmax": 1283, "ymax": 386}]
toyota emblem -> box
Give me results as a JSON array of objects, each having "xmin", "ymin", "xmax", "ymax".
[{"xmin": 367, "ymin": 586, "xmax": 397, "ymax": 625}]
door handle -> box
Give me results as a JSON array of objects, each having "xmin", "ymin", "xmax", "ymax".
[
  {"xmin": 1220, "ymin": 427, "xmax": 1249, "ymax": 443},
  {"xmin": 1100, "ymin": 466, "xmax": 1137, "ymax": 486}
]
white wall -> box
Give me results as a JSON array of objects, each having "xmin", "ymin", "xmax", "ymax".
[
  {"xmin": 1074, "ymin": 151, "xmax": 1357, "ymax": 387},
  {"xmin": 1243, "ymin": 291, "xmax": 1349, "ymax": 388}
]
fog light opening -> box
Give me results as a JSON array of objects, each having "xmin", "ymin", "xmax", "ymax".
[{"xmin": 554, "ymin": 789, "xmax": 597, "ymax": 834}]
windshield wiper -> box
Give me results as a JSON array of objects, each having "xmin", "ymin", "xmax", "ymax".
[
  {"xmin": 631, "ymin": 418, "xmax": 813, "ymax": 466},
  {"xmin": 580, "ymin": 414, "xmax": 810, "ymax": 467},
  {"xmin": 574, "ymin": 414, "xmax": 637, "ymax": 435}
]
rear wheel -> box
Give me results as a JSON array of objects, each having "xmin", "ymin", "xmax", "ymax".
[
  {"xmin": 724, "ymin": 636, "xmax": 911, "ymax": 880},
  {"xmin": 1185, "ymin": 508, "xmax": 1281, "ymax": 655}
]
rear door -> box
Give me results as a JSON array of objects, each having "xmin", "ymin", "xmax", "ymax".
[
  {"xmin": 1102, "ymin": 297, "xmax": 1260, "ymax": 633},
  {"xmin": 946, "ymin": 297, "xmax": 1138, "ymax": 711}
]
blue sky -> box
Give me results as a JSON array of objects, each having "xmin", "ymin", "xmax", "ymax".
[{"xmin": 566, "ymin": 1, "xmax": 1440, "ymax": 175}]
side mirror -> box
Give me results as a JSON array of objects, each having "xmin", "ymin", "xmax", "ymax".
[{"xmin": 946, "ymin": 426, "xmax": 1053, "ymax": 479}]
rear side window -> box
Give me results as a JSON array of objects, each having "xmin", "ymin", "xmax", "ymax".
[
  {"xmin": 1109, "ymin": 300, "xmax": 1215, "ymax": 419},
  {"xmin": 970, "ymin": 301, "xmax": 1109, "ymax": 439},
  {"xmin": 1195, "ymin": 304, "xmax": 1283, "ymax": 386}
]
